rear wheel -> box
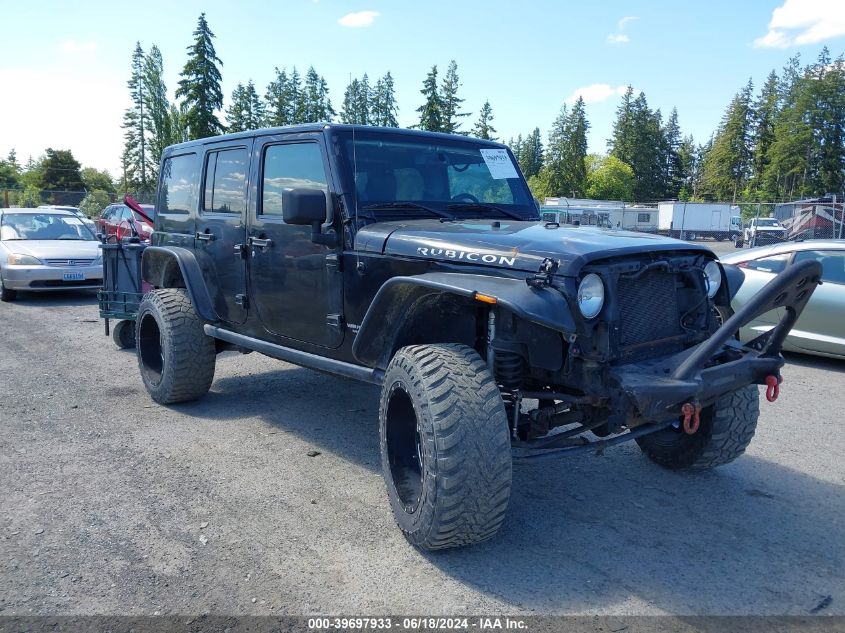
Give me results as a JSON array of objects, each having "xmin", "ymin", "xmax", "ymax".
[
  {"xmin": 379, "ymin": 344, "xmax": 512, "ymax": 550},
  {"xmin": 136, "ymin": 288, "xmax": 215, "ymax": 404},
  {"xmin": 636, "ymin": 385, "xmax": 759, "ymax": 470}
]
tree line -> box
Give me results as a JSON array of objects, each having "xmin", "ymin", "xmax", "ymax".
[{"xmin": 2, "ymin": 11, "xmax": 842, "ymax": 210}]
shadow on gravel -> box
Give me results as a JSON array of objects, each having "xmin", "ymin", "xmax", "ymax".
[
  {"xmin": 179, "ymin": 363, "xmax": 844, "ymax": 613},
  {"xmin": 783, "ymin": 351, "xmax": 844, "ymax": 371},
  {"xmin": 422, "ymin": 454, "xmax": 845, "ymax": 613},
  {"xmin": 5, "ymin": 289, "xmax": 99, "ymax": 308},
  {"xmin": 182, "ymin": 363, "xmax": 382, "ymax": 471}
]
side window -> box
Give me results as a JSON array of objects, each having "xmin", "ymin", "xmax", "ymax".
[
  {"xmin": 159, "ymin": 154, "xmax": 197, "ymax": 215},
  {"xmin": 261, "ymin": 143, "xmax": 327, "ymax": 217},
  {"xmin": 795, "ymin": 250, "xmax": 845, "ymax": 284},
  {"xmin": 203, "ymin": 148, "xmax": 248, "ymax": 214},
  {"xmin": 741, "ymin": 254, "xmax": 789, "ymax": 273}
]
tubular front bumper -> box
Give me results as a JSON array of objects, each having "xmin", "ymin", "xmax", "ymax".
[{"xmin": 609, "ymin": 259, "xmax": 823, "ymax": 421}]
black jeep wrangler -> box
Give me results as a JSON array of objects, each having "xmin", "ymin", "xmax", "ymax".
[{"xmin": 136, "ymin": 124, "xmax": 820, "ymax": 550}]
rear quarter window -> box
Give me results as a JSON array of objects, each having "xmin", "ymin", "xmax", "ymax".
[{"xmin": 159, "ymin": 154, "xmax": 197, "ymax": 215}]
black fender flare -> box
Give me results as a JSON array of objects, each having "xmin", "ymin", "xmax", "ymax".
[
  {"xmin": 141, "ymin": 246, "xmax": 218, "ymax": 322},
  {"xmin": 352, "ymin": 272, "xmax": 576, "ymax": 369}
]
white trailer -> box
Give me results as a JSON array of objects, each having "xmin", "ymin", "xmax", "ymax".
[
  {"xmin": 541, "ymin": 198, "xmax": 657, "ymax": 232},
  {"xmin": 657, "ymin": 202, "xmax": 742, "ymax": 241}
]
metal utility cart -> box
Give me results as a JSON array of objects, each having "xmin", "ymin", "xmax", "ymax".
[{"xmin": 96, "ymin": 197, "xmax": 152, "ymax": 349}]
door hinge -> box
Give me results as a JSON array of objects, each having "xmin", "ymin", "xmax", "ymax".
[
  {"xmin": 235, "ymin": 294, "xmax": 249, "ymax": 309},
  {"xmin": 233, "ymin": 243, "xmax": 247, "ymax": 259},
  {"xmin": 327, "ymin": 313, "xmax": 345, "ymax": 330}
]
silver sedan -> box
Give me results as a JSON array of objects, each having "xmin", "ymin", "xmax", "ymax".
[
  {"xmin": 0, "ymin": 208, "xmax": 103, "ymax": 302},
  {"xmin": 721, "ymin": 239, "xmax": 845, "ymax": 359}
]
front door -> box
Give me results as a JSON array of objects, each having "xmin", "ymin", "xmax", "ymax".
[
  {"xmin": 248, "ymin": 133, "xmax": 343, "ymax": 348},
  {"xmin": 194, "ymin": 142, "xmax": 251, "ymax": 325}
]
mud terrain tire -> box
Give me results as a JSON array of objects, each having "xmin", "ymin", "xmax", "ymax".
[
  {"xmin": 136, "ymin": 289, "xmax": 215, "ymax": 404},
  {"xmin": 636, "ymin": 385, "xmax": 759, "ymax": 470},
  {"xmin": 379, "ymin": 344, "xmax": 512, "ymax": 550}
]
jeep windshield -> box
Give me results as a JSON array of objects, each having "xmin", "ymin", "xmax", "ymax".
[{"xmin": 338, "ymin": 129, "xmax": 538, "ymax": 221}]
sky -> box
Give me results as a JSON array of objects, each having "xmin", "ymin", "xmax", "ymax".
[{"xmin": 1, "ymin": 0, "xmax": 844, "ymax": 177}]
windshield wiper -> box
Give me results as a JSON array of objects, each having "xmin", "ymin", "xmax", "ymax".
[
  {"xmin": 445, "ymin": 202, "xmax": 528, "ymax": 221},
  {"xmin": 361, "ymin": 202, "xmax": 456, "ymax": 221}
]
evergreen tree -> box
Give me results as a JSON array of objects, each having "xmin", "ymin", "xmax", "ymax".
[
  {"xmin": 700, "ymin": 79, "xmax": 755, "ymax": 201},
  {"xmin": 676, "ymin": 135, "xmax": 698, "ymax": 200},
  {"xmin": 316, "ymin": 75, "xmax": 335, "ymax": 122},
  {"xmin": 520, "ymin": 128, "xmax": 544, "ymax": 179},
  {"xmin": 176, "ymin": 12, "xmax": 225, "ymax": 139},
  {"xmin": 371, "ymin": 72, "xmax": 399, "ymax": 127},
  {"xmin": 143, "ymin": 45, "xmax": 175, "ymax": 180},
  {"xmin": 509, "ymin": 134, "xmax": 524, "ymax": 170},
  {"xmin": 441, "ymin": 60, "xmax": 470, "ymax": 134},
  {"xmin": 121, "ymin": 42, "xmax": 152, "ymax": 192},
  {"xmin": 341, "ymin": 77, "xmax": 367, "ymax": 124},
  {"xmin": 288, "ymin": 67, "xmax": 305, "ymax": 124},
  {"xmin": 416, "ymin": 66, "xmax": 443, "ymax": 132},
  {"xmin": 540, "ymin": 98, "xmax": 590, "ymax": 197},
  {"xmin": 264, "ymin": 67, "xmax": 292, "ymax": 126},
  {"xmin": 471, "ymin": 100, "xmax": 497, "ymax": 140},
  {"xmin": 226, "ymin": 80, "xmax": 264, "ymax": 132},
  {"xmin": 747, "ymin": 70, "xmax": 779, "ymax": 198},
  {"xmin": 6, "ymin": 149, "xmax": 19, "ymax": 171},
  {"xmin": 609, "ymin": 88, "xmax": 677, "ymax": 201},
  {"xmin": 661, "ymin": 108, "xmax": 683, "ymax": 198}
]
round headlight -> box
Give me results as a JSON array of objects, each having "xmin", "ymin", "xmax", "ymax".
[
  {"xmin": 704, "ymin": 260, "xmax": 722, "ymax": 298},
  {"xmin": 577, "ymin": 273, "xmax": 605, "ymax": 319}
]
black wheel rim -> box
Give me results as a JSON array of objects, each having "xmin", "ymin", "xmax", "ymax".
[
  {"xmin": 138, "ymin": 312, "xmax": 164, "ymax": 386},
  {"xmin": 385, "ymin": 384, "xmax": 424, "ymax": 512}
]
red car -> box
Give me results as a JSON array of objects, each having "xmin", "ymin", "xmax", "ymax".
[{"xmin": 97, "ymin": 203, "xmax": 155, "ymax": 242}]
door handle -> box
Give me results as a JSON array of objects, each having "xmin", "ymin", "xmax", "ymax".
[
  {"xmin": 248, "ymin": 236, "xmax": 273, "ymax": 250},
  {"xmin": 195, "ymin": 231, "xmax": 215, "ymax": 242}
]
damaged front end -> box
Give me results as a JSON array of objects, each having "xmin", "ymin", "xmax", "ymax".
[{"xmin": 509, "ymin": 257, "xmax": 822, "ymax": 460}]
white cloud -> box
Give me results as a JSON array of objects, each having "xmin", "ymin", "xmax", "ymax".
[
  {"xmin": 338, "ymin": 10, "xmax": 379, "ymax": 28},
  {"xmin": 566, "ymin": 84, "xmax": 629, "ymax": 104},
  {"xmin": 753, "ymin": 0, "xmax": 845, "ymax": 48},
  {"xmin": 62, "ymin": 39, "xmax": 97, "ymax": 53},
  {"xmin": 617, "ymin": 16, "xmax": 639, "ymax": 30},
  {"xmin": 608, "ymin": 15, "xmax": 638, "ymax": 44}
]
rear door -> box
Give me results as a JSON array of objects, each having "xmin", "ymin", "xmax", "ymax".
[
  {"xmin": 248, "ymin": 132, "xmax": 343, "ymax": 348},
  {"xmin": 194, "ymin": 141, "xmax": 252, "ymax": 325}
]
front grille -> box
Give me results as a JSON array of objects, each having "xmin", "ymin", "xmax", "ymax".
[
  {"xmin": 617, "ymin": 269, "xmax": 683, "ymax": 352},
  {"xmin": 44, "ymin": 258, "xmax": 95, "ymax": 267}
]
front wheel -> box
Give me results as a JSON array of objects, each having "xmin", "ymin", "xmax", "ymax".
[
  {"xmin": 379, "ymin": 344, "xmax": 512, "ymax": 550},
  {"xmin": 636, "ymin": 385, "xmax": 759, "ymax": 470},
  {"xmin": 136, "ymin": 289, "xmax": 215, "ymax": 404},
  {"xmin": 0, "ymin": 277, "xmax": 16, "ymax": 302}
]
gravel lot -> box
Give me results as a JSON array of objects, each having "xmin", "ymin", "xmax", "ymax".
[{"xmin": 1, "ymin": 270, "xmax": 843, "ymax": 617}]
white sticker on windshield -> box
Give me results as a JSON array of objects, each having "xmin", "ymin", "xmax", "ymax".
[{"xmin": 480, "ymin": 149, "xmax": 518, "ymax": 179}]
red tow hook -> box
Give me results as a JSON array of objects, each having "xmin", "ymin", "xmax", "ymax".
[
  {"xmin": 765, "ymin": 375, "xmax": 782, "ymax": 402},
  {"xmin": 681, "ymin": 402, "xmax": 702, "ymax": 435}
]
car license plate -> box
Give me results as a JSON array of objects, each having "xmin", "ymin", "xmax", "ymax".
[{"xmin": 63, "ymin": 272, "xmax": 85, "ymax": 281}]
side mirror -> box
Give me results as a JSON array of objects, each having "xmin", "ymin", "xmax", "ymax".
[{"xmin": 282, "ymin": 188, "xmax": 336, "ymax": 247}]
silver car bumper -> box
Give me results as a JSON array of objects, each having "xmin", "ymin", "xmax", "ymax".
[{"xmin": 1, "ymin": 264, "xmax": 103, "ymax": 291}]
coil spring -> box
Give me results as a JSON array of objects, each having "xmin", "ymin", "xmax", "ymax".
[{"xmin": 495, "ymin": 351, "xmax": 524, "ymax": 390}]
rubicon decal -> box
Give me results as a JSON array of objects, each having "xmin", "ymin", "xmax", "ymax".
[{"xmin": 417, "ymin": 247, "xmax": 516, "ymax": 267}]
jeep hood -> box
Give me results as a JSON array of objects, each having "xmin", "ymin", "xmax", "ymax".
[{"xmin": 355, "ymin": 219, "xmax": 713, "ymax": 275}]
